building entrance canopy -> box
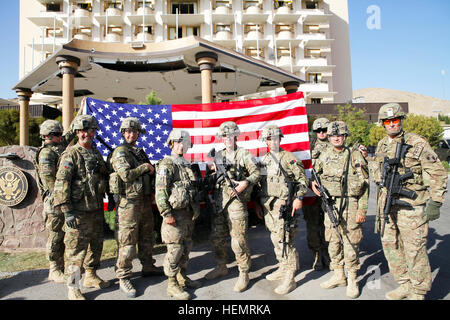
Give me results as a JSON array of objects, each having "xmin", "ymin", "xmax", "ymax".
[{"xmin": 13, "ymin": 36, "xmax": 302, "ymax": 105}]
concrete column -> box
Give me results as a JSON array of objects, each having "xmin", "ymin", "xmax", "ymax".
[
  {"xmin": 56, "ymin": 55, "xmax": 80, "ymax": 131},
  {"xmin": 195, "ymin": 52, "xmax": 218, "ymax": 104},
  {"xmin": 16, "ymin": 89, "xmax": 33, "ymax": 146},
  {"xmin": 112, "ymin": 97, "xmax": 128, "ymax": 104},
  {"xmin": 283, "ymin": 81, "xmax": 300, "ymax": 94}
]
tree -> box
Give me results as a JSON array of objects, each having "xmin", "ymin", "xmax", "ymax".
[
  {"xmin": 335, "ymin": 103, "xmax": 374, "ymax": 146},
  {"xmin": 403, "ymin": 114, "xmax": 443, "ymax": 149},
  {"xmin": 368, "ymin": 124, "xmax": 386, "ymax": 146},
  {"xmin": 0, "ymin": 109, "xmax": 45, "ymax": 147},
  {"xmin": 139, "ymin": 90, "xmax": 163, "ymax": 105}
]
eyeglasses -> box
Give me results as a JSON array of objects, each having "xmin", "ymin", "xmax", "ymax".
[
  {"xmin": 383, "ymin": 118, "xmax": 401, "ymax": 126},
  {"xmin": 314, "ymin": 129, "xmax": 327, "ymax": 133},
  {"xmin": 50, "ymin": 132, "xmax": 62, "ymax": 137}
]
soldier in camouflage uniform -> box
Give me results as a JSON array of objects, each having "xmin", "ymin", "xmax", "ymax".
[
  {"xmin": 34, "ymin": 120, "xmax": 76, "ymax": 283},
  {"xmin": 312, "ymin": 121, "xmax": 369, "ymax": 299},
  {"xmin": 255, "ymin": 125, "xmax": 308, "ymax": 295},
  {"xmin": 371, "ymin": 103, "xmax": 447, "ymax": 300},
  {"xmin": 204, "ymin": 121, "xmax": 260, "ymax": 293},
  {"xmin": 303, "ymin": 118, "xmax": 331, "ymax": 271},
  {"xmin": 155, "ymin": 129, "xmax": 202, "ymax": 300},
  {"xmin": 109, "ymin": 117, "xmax": 162, "ymax": 298},
  {"xmin": 53, "ymin": 115, "xmax": 111, "ymax": 300}
]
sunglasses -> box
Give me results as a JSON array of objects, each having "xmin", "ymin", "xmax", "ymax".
[
  {"xmin": 50, "ymin": 132, "xmax": 62, "ymax": 137},
  {"xmin": 314, "ymin": 129, "xmax": 327, "ymax": 133},
  {"xmin": 383, "ymin": 118, "xmax": 401, "ymax": 126}
]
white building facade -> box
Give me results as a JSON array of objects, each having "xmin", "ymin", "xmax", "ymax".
[{"xmin": 19, "ymin": 0, "xmax": 352, "ymax": 104}]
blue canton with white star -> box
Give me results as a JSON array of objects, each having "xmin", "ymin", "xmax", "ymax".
[{"xmin": 85, "ymin": 97, "xmax": 173, "ymax": 162}]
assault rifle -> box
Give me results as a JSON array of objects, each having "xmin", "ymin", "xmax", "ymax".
[
  {"xmin": 207, "ymin": 148, "xmax": 242, "ymax": 203},
  {"xmin": 379, "ymin": 139, "xmax": 417, "ymax": 236},
  {"xmin": 311, "ymin": 168, "xmax": 344, "ymax": 245}
]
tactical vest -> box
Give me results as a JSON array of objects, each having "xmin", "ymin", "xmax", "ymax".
[
  {"xmin": 63, "ymin": 146, "xmax": 108, "ymax": 212},
  {"xmin": 33, "ymin": 143, "xmax": 63, "ymax": 201},
  {"xmin": 109, "ymin": 145, "xmax": 152, "ymax": 198},
  {"xmin": 260, "ymin": 152, "xmax": 291, "ymax": 200},
  {"xmin": 321, "ymin": 149, "xmax": 366, "ymax": 197}
]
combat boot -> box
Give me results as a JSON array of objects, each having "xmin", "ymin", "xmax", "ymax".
[
  {"xmin": 266, "ymin": 266, "xmax": 285, "ymax": 281},
  {"xmin": 346, "ymin": 271, "xmax": 360, "ymax": 299},
  {"xmin": 167, "ymin": 276, "xmax": 190, "ymax": 300},
  {"xmin": 83, "ymin": 269, "xmax": 111, "ymax": 289},
  {"xmin": 204, "ymin": 264, "xmax": 228, "ymax": 280},
  {"xmin": 385, "ymin": 282, "xmax": 411, "ymax": 300},
  {"xmin": 177, "ymin": 268, "xmax": 201, "ymax": 289},
  {"xmin": 408, "ymin": 292, "xmax": 425, "ymax": 300},
  {"xmin": 312, "ymin": 251, "xmax": 324, "ymax": 271},
  {"xmin": 233, "ymin": 271, "xmax": 250, "ymax": 292},
  {"xmin": 320, "ymin": 267, "xmax": 347, "ymax": 289},
  {"xmin": 120, "ymin": 278, "xmax": 136, "ymax": 298},
  {"xmin": 67, "ymin": 287, "xmax": 86, "ymax": 300},
  {"xmin": 48, "ymin": 262, "xmax": 66, "ymax": 283},
  {"xmin": 274, "ymin": 271, "xmax": 296, "ymax": 295}
]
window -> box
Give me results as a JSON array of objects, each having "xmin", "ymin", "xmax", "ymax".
[
  {"xmin": 105, "ymin": 0, "xmax": 123, "ymax": 10},
  {"xmin": 46, "ymin": 27, "xmax": 63, "ymax": 38},
  {"xmin": 311, "ymin": 98, "xmax": 322, "ymax": 104},
  {"xmin": 171, "ymin": 1, "xmax": 197, "ymax": 14},
  {"xmin": 308, "ymin": 73, "xmax": 322, "ymax": 83},
  {"xmin": 137, "ymin": 26, "xmax": 153, "ymax": 34},
  {"xmin": 72, "ymin": 1, "xmax": 92, "ymax": 11},
  {"xmin": 169, "ymin": 26, "xmax": 199, "ymax": 39},
  {"xmin": 244, "ymin": 0, "xmax": 261, "ymax": 9},
  {"xmin": 136, "ymin": 0, "xmax": 154, "ymax": 10},
  {"xmin": 46, "ymin": 3, "xmax": 61, "ymax": 12},
  {"xmin": 305, "ymin": 1, "xmax": 319, "ymax": 9},
  {"xmin": 215, "ymin": 0, "xmax": 231, "ymax": 9},
  {"xmin": 216, "ymin": 24, "xmax": 231, "ymax": 32},
  {"xmin": 274, "ymin": 1, "xmax": 292, "ymax": 9}
]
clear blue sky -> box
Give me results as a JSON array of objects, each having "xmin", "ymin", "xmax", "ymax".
[{"xmin": 0, "ymin": 0, "xmax": 449, "ymax": 100}]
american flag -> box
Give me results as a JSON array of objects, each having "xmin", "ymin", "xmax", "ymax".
[{"xmin": 82, "ymin": 91, "xmax": 311, "ymax": 172}]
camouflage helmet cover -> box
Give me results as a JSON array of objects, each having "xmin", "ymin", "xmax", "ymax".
[
  {"xmin": 216, "ymin": 121, "xmax": 241, "ymax": 137},
  {"xmin": 259, "ymin": 125, "xmax": 284, "ymax": 141},
  {"xmin": 120, "ymin": 117, "xmax": 145, "ymax": 134},
  {"xmin": 40, "ymin": 119, "xmax": 63, "ymax": 136},
  {"xmin": 312, "ymin": 117, "xmax": 330, "ymax": 131},
  {"xmin": 378, "ymin": 103, "xmax": 406, "ymax": 122},
  {"xmin": 72, "ymin": 115, "xmax": 99, "ymax": 130},
  {"xmin": 327, "ymin": 121, "xmax": 350, "ymax": 136},
  {"xmin": 166, "ymin": 129, "xmax": 192, "ymax": 147}
]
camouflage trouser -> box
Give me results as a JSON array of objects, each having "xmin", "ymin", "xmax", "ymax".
[
  {"xmin": 44, "ymin": 197, "xmax": 65, "ymax": 267},
  {"xmin": 302, "ymin": 198, "xmax": 327, "ymax": 252},
  {"xmin": 210, "ymin": 199, "xmax": 251, "ymax": 273},
  {"xmin": 324, "ymin": 197, "xmax": 363, "ymax": 272},
  {"xmin": 161, "ymin": 209, "xmax": 194, "ymax": 277},
  {"xmin": 63, "ymin": 209, "xmax": 105, "ymax": 279},
  {"xmin": 381, "ymin": 204, "xmax": 431, "ymax": 295},
  {"xmin": 262, "ymin": 198, "xmax": 299, "ymax": 272},
  {"xmin": 116, "ymin": 196, "xmax": 155, "ymax": 279}
]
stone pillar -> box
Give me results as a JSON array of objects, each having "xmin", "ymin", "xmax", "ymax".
[
  {"xmin": 195, "ymin": 52, "xmax": 218, "ymax": 104},
  {"xmin": 56, "ymin": 55, "xmax": 80, "ymax": 131},
  {"xmin": 112, "ymin": 97, "xmax": 128, "ymax": 104},
  {"xmin": 16, "ymin": 88, "xmax": 33, "ymax": 146},
  {"xmin": 283, "ymin": 81, "xmax": 300, "ymax": 94}
]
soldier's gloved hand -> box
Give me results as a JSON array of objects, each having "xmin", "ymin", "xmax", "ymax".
[
  {"xmin": 426, "ymin": 200, "xmax": 442, "ymax": 221},
  {"xmin": 64, "ymin": 211, "xmax": 78, "ymax": 229}
]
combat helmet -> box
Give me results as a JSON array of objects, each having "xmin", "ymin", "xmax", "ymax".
[
  {"xmin": 72, "ymin": 115, "xmax": 99, "ymax": 130},
  {"xmin": 312, "ymin": 118, "xmax": 330, "ymax": 131},
  {"xmin": 259, "ymin": 125, "xmax": 284, "ymax": 141},
  {"xmin": 327, "ymin": 121, "xmax": 350, "ymax": 136},
  {"xmin": 119, "ymin": 117, "xmax": 145, "ymax": 134},
  {"xmin": 216, "ymin": 121, "xmax": 241, "ymax": 137},
  {"xmin": 378, "ymin": 103, "xmax": 406, "ymax": 122},
  {"xmin": 39, "ymin": 119, "xmax": 63, "ymax": 137},
  {"xmin": 166, "ymin": 129, "xmax": 192, "ymax": 147}
]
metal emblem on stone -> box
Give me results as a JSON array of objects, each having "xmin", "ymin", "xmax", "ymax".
[{"xmin": 0, "ymin": 166, "xmax": 29, "ymax": 206}]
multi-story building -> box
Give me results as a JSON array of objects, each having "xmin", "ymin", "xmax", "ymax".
[{"xmin": 19, "ymin": 0, "xmax": 352, "ymax": 104}]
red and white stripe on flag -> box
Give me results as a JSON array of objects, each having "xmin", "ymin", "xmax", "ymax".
[{"xmin": 171, "ymin": 91, "xmax": 312, "ymax": 172}]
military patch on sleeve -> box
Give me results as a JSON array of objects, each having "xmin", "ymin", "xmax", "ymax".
[
  {"xmin": 116, "ymin": 151, "xmax": 127, "ymax": 158},
  {"xmin": 412, "ymin": 142, "xmax": 425, "ymax": 158},
  {"xmin": 158, "ymin": 168, "xmax": 168, "ymax": 176},
  {"xmin": 62, "ymin": 161, "xmax": 73, "ymax": 170}
]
